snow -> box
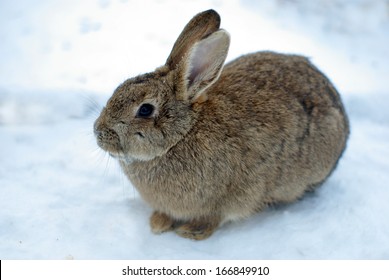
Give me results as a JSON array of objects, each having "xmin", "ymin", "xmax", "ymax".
[{"xmin": 1, "ymin": 0, "xmax": 388, "ymax": 259}]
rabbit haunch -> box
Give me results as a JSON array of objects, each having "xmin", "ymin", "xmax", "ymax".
[{"xmin": 94, "ymin": 10, "xmax": 349, "ymax": 240}]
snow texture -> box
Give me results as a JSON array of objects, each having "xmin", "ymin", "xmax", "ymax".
[{"xmin": 1, "ymin": 0, "xmax": 388, "ymax": 259}]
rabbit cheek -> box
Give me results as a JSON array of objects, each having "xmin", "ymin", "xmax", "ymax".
[
  {"xmin": 131, "ymin": 134, "xmax": 168, "ymax": 160},
  {"xmin": 116, "ymin": 129, "xmax": 160, "ymax": 161}
]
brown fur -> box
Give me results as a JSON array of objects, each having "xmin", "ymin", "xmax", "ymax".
[{"xmin": 94, "ymin": 10, "xmax": 349, "ymax": 240}]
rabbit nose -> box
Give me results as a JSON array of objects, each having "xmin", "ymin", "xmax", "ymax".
[
  {"xmin": 93, "ymin": 121, "xmax": 110, "ymax": 140},
  {"xmin": 94, "ymin": 129, "xmax": 102, "ymax": 138},
  {"xmin": 94, "ymin": 125, "xmax": 111, "ymax": 140},
  {"xmin": 93, "ymin": 121, "xmax": 102, "ymax": 138}
]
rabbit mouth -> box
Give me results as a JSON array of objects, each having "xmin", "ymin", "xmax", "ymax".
[
  {"xmin": 109, "ymin": 150, "xmax": 157, "ymax": 163},
  {"xmin": 109, "ymin": 152, "xmax": 134, "ymax": 164}
]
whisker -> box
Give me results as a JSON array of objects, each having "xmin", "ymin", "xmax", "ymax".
[{"xmin": 81, "ymin": 93, "xmax": 106, "ymax": 120}]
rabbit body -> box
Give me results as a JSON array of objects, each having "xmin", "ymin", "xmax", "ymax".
[{"xmin": 94, "ymin": 10, "xmax": 349, "ymax": 240}]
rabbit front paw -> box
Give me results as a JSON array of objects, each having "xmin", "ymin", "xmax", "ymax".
[{"xmin": 150, "ymin": 211, "xmax": 175, "ymax": 234}]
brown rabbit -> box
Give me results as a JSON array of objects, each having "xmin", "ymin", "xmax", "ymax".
[{"xmin": 94, "ymin": 10, "xmax": 349, "ymax": 240}]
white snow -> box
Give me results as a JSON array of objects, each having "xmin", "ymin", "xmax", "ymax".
[{"xmin": 1, "ymin": 0, "xmax": 388, "ymax": 259}]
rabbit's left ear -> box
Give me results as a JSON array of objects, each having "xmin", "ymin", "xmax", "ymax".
[
  {"xmin": 166, "ymin": 10, "xmax": 221, "ymax": 69},
  {"xmin": 182, "ymin": 30, "xmax": 230, "ymax": 102}
]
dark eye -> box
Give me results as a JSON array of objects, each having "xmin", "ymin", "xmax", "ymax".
[{"xmin": 137, "ymin": 103, "xmax": 154, "ymax": 118}]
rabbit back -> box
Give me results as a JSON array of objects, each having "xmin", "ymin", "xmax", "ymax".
[{"xmin": 211, "ymin": 51, "xmax": 349, "ymax": 202}]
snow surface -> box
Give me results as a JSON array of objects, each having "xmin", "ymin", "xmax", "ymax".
[{"xmin": 1, "ymin": 0, "xmax": 389, "ymax": 259}]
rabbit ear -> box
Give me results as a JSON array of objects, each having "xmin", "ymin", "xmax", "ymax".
[
  {"xmin": 182, "ymin": 30, "xmax": 230, "ymax": 102},
  {"xmin": 166, "ymin": 10, "xmax": 221, "ymax": 69}
]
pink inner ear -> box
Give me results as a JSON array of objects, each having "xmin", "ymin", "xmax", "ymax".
[
  {"xmin": 187, "ymin": 35, "xmax": 220, "ymax": 87},
  {"xmin": 188, "ymin": 61, "xmax": 211, "ymax": 88},
  {"xmin": 184, "ymin": 30, "xmax": 230, "ymax": 99}
]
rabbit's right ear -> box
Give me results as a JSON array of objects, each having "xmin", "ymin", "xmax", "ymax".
[
  {"xmin": 166, "ymin": 9, "xmax": 221, "ymax": 69},
  {"xmin": 178, "ymin": 29, "xmax": 230, "ymax": 102}
]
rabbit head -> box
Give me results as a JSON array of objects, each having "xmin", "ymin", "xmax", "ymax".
[{"xmin": 94, "ymin": 10, "xmax": 229, "ymax": 162}]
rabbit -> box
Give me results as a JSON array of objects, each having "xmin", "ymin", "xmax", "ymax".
[{"xmin": 94, "ymin": 9, "xmax": 349, "ymax": 240}]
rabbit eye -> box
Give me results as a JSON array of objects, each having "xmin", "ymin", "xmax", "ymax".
[{"xmin": 137, "ymin": 103, "xmax": 154, "ymax": 118}]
